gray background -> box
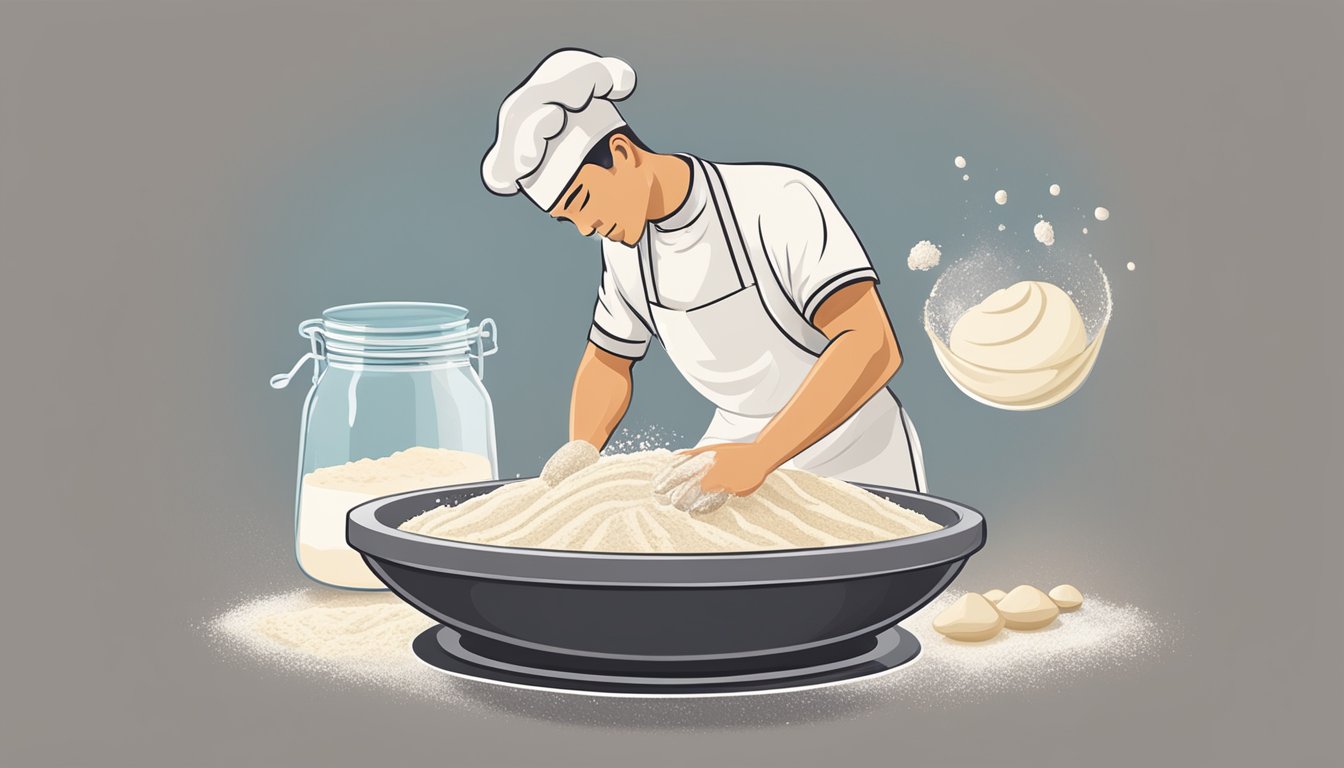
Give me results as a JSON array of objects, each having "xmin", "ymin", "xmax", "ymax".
[{"xmin": 1, "ymin": 1, "xmax": 1340, "ymax": 765}]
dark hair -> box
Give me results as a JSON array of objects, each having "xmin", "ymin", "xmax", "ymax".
[{"xmin": 580, "ymin": 127, "xmax": 651, "ymax": 169}]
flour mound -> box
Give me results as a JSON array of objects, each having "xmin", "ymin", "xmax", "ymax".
[{"xmin": 399, "ymin": 450, "xmax": 942, "ymax": 553}]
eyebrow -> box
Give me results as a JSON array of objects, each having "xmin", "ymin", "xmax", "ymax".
[{"xmin": 563, "ymin": 183, "xmax": 584, "ymax": 211}]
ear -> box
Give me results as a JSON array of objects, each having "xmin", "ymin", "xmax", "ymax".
[{"xmin": 609, "ymin": 133, "xmax": 639, "ymax": 167}]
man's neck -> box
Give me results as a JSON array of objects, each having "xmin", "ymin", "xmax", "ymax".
[{"xmin": 645, "ymin": 152, "xmax": 692, "ymax": 223}]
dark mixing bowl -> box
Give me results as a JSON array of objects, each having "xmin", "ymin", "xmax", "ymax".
[{"xmin": 347, "ymin": 480, "xmax": 985, "ymax": 693}]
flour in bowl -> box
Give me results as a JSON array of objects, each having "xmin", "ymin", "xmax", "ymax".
[{"xmin": 399, "ymin": 449, "xmax": 942, "ymax": 553}]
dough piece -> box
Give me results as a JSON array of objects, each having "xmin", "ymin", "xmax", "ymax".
[
  {"xmin": 933, "ymin": 593, "xmax": 1005, "ymax": 642},
  {"xmin": 982, "ymin": 588, "xmax": 1007, "ymax": 604},
  {"xmin": 949, "ymin": 281, "xmax": 1088, "ymax": 372},
  {"xmin": 1033, "ymin": 219, "xmax": 1055, "ymax": 246},
  {"xmin": 539, "ymin": 440, "xmax": 599, "ymax": 487},
  {"xmin": 996, "ymin": 585, "xmax": 1060, "ymax": 630},
  {"xmin": 1048, "ymin": 584, "xmax": 1084, "ymax": 611}
]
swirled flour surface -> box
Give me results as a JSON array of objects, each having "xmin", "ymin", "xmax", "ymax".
[{"xmin": 398, "ymin": 450, "xmax": 942, "ymax": 553}]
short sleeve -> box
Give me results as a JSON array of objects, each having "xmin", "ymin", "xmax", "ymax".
[
  {"xmin": 589, "ymin": 244, "xmax": 653, "ymax": 359},
  {"xmin": 758, "ymin": 173, "xmax": 878, "ymax": 322}
]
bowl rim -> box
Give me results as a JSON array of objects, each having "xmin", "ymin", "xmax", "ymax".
[{"xmin": 347, "ymin": 480, "xmax": 986, "ymax": 587}]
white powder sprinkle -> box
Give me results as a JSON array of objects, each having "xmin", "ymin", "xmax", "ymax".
[
  {"xmin": 1033, "ymin": 219, "xmax": 1056, "ymax": 246},
  {"xmin": 601, "ymin": 425, "xmax": 684, "ymax": 455},
  {"xmin": 962, "ymin": 174, "xmax": 970, "ymax": 181},
  {"xmin": 994, "ymin": 189, "xmax": 1007, "ymax": 205},
  {"xmin": 206, "ymin": 590, "xmax": 447, "ymax": 699},
  {"xmin": 1127, "ymin": 261, "xmax": 1136, "ymax": 271},
  {"xmin": 1049, "ymin": 183, "xmax": 1061, "ymax": 196},
  {"xmin": 1083, "ymin": 227, "xmax": 1089, "ymax": 234},
  {"xmin": 954, "ymin": 155, "xmax": 967, "ymax": 168},
  {"xmin": 908, "ymin": 240, "xmax": 943, "ymax": 271},
  {"xmin": 1094, "ymin": 206, "xmax": 1110, "ymax": 221},
  {"xmin": 997, "ymin": 224, "xmax": 1006, "ymax": 231},
  {"xmin": 206, "ymin": 588, "xmax": 1169, "ymax": 708},
  {"xmin": 876, "ymin": 590, "xmax": 1172, "ymax": 704}
]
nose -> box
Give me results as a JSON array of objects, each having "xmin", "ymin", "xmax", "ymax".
[{"xmin": 581, "ymin": 218, "xmax": 604, "ymax": 237}]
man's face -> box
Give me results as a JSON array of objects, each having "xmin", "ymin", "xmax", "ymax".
[{"xmin": 548, "ymin": 137, "xmax": 648, "ymax": 247}]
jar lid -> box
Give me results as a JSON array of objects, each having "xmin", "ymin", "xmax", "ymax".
[{"xmin": 322, "ymin": 302, "xmax": 471, "ymax": 336}]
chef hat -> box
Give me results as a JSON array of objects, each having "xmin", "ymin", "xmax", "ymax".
[{"xmin": 481, "ymin": 49, "xmax": 636, "ymax": 210}]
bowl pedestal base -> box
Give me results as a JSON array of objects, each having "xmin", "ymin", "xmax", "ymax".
[{"xmin": 412, "ymin": 623, "xmax": 921, "ymax": 696}]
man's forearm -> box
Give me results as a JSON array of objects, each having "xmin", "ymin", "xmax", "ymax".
[
  {"xmin": 754, "ymin": 328, "xmax": 900, "ymax": 469},
  {"xmin": 569, "ymin": 343, "xmax": 635, "ymax": 449}
]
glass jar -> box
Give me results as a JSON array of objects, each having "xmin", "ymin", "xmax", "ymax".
[{"xmin": 271, "ymin": 302, "xmax": 499, "ymax": 589}]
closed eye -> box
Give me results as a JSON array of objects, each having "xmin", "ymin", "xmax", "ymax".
[
  {"xmin": 563, "ymin": 183, "xmax": 584, "ymax": 211},
  {"xmin": 580, "ymin": 190, "xmax": 590, "ymax": 211}
]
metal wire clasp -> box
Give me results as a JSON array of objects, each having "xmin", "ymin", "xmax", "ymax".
[
  {"xmin": 269, "ymin": 319, "xmax": 327, "ymax": 389},
  {"xmin": 469, "ymin": 317, "xmax": 499, "ymax": 379}
]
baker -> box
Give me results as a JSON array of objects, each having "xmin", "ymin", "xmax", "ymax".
[{"xmin": 482, "ymin": 49, "xmax": 926, "ymax": 499}]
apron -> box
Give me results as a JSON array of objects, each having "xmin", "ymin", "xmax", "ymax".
[{"xmin": 634, "ymin": 157, "xmax": 927, "ymax": 491}]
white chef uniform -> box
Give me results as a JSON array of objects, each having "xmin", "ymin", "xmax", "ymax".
[
  {"xmin": 482, "ymin": 50, "xmax": 926, "ymax": 491},
  {"xmin": 590, "ymin": 156, "xmax": 927, "ymax": 491}
]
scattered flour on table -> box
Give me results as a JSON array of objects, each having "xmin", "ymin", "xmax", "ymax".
[
  {"xmin": 207, "ymin": 589, "xmax": 444, "ymax": 697},
  {"xmin": 883, "ymin": 590, "xmax": 1170, "ymax": 702},
  {"xmin": 907, "ymin": 240, "xmax": 943, "ymax": 271},
  {"xmin": 206, "ymin": 588, "xmax": 1167, "ymax": 707}
]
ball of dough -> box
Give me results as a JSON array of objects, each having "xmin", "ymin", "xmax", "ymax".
[
  {"xmin": 1048, "ymin": 584, "xmax": 1084, "ymax": 611},
  {"xmin": 539, "ymin": 440, "xmax": 599, "ymax": 487},
  {"xmin": 949, "ymin": 281, "xmax": 1087, "ymax": 372},
  {"xmin": 982, "ymin": 588, "xmax": 1007, "ymax": 604},
  {"xmin": 996, "ymin": 585, "xmax": 1060, "ymax": 630},
  {"xmin": 994, "ymin": 189, "xmax": 1008, "ymax": 205},
  {"xmin": 1033, "ymin": 219, "xmax": 1056, "ymax": 247},
  {"xmin": 1094, "ymin": 206, "xmax": 1110, "ymax": 221},
  {"xmin": 1049, "ymin": 183, "xmax": 1061, "ymax": 196},
  {"xmin": 933, "ymin": 593, "xmax": 1005, "ymax": 642}
]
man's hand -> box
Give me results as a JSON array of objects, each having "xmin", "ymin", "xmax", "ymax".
[{"xmin": 678, "ymin": 442, "xmax": 780, "ymax": 496}]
